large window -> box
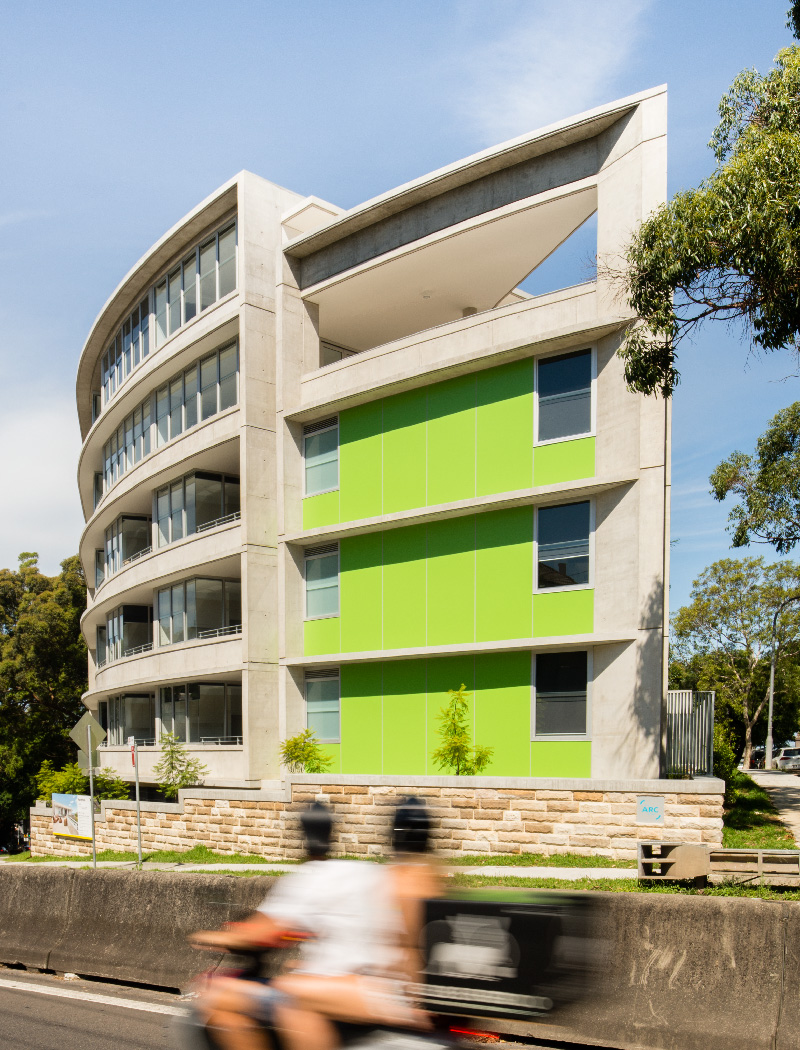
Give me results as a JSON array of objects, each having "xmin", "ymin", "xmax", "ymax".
[
  {"xmin": 155, "ymin": 342, "xmax": 238, "ymax": 448},
  {"xmin": 533, "ymin": 651, "xmax": 589, "ymax": 737},
  {"xmin": 99, "ymin": 695, "xmax": 156, "ymax": 746},
  {"xmin": 305, "ymin": 671, "xmax": 340, "ymax": 742},
  {"xmin": 102, "ymin": 394, "xmax": 152, "ymax": 493},
  {"xmin": 304, "ymin": 418, "xmax": 339, "ymax": 496},
  {"xmin": 156, "ymin": 471, "xmax": 240, "ymax": 548},
  {"xmin": 159, "ymin": 682, "xmax": 242, "ymax": 744},
  {"xmin": 103, "ymin": 515, "xmax": 151, "ymax": 579},
  {"xmin": 537, "ymin": 501, "xmax": 591, "ymax": 590},
  {"xmin": 97, "ymin": 605, "xmax": 153, "ymax": 665},
  {"xmin": 101, "ymin": 220, "xmax": 237, "ymax": 411},
  {"xmin": 537, "ymin": 349, "xmax": 592, "ymax": 442},
  {"xmin": 305, "ymin": 545, "xmax": 339, "ymax": 619},
  {"xmin": 156, "ymin": 577, "xmax": 241, "ymax": 646}
]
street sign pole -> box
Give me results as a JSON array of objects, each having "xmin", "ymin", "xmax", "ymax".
[
  {"xmin": 87, "ymin": 724, "xmax": 97, "ymax": 869},
  {"xmin": 130, "ymin": 736, "xmax": 143, "ymax": 869}
]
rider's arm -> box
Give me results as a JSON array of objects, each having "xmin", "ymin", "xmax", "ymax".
[{"xmin": 189, "ymin": 911, "xmax": 291, "ymax": 951}]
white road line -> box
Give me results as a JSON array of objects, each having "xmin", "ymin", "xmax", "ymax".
[{"xmin": 0, "ymin": 977, "xmax": 182, "ymax": 1016}]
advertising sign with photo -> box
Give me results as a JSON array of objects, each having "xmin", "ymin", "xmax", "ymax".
[{"xmin": 52, "ymin": 793, "xmax": 92, "ymax": 840}]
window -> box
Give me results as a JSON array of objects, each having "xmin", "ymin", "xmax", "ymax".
[
  {"xmin": 537, "ymin": 349, "xmax": 592, "ymax": 442},
  {"xmin": 159, "ymin": 682, "xmax": 242, "ymax": 744},
  {"xmin": 102, "ymin": 605, "xmax": 153, "ymax": 663},
  {"xmin": 92, "ymin": 393, "xmax": 101, "ymax": 423},
  {"xmin": 305, "ymin": 670, "xmax": 340, "ymax": 742},
  {"xmin": 534, "ymin": 651, "xmax": 589, "ymax": 736},
  {"xmin": 304, "ymin": 418, "xmax": 339, "ymax": 496},
  {"xmin": 102, "ymin": 297, "xmax": 151, "ymax": 406},
  {"xmin": 155, "ymin": 342, "xmax": 238, "ymax": 447},
  {"xmin": 95, "ymin": 550, "xmax": 105, "ymax": 590},
  {"xmin": 305, "ymin": 545, "xmax": 339, "ymax": 619},
  {"xmin": 101, "ymin": 695, "xmax": 156, "ymax": 746},
  {"xmin": 156, "ymin": 577, "xmax": 241, "ymax": 646},
  {"xmin": 93, "ymin": 472, "xmax": 104, "ymax": 509},
  {"xmin": 158, "ymin": 471, "xmax": 240, "ymax": 547},
  {"xmin": 320, "ymin": 342, "xmax": 357, "ymax": 367},
  {"xmin": 537, "ymin": 501, "xmax": 591, "ymax": 589},
  {"xmin": 104, "ymin": 516, "xmax": 151, "ymax": 578},
  {"xmin": 101, "ymin": 393, "xmax": 151, "ymax": 494}
]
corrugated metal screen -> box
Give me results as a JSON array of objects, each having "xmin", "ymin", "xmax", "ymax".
[{"xmin": 666, "ymin": 690, "xmax": 715, "ymax": 776}]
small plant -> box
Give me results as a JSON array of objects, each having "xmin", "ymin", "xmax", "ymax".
[
  {"xmin": 93, "ymin": 767, "xmax": 131, "ymax": 800},
  {"xmin": 279, "ymin": 728, "xmax": 332, "ymax": 773},
  {"xmin": 35, "ymin": 761, "xmax": 131, "ymax": 801},
  {"xmin": 431, "ymin": 684, "xmax": 494, "ymax": 775},
  {"xmin": 153, "ymin": 733, "xmax": 209, "ymax": 799},
  {"xmin": 713, "ymin": 724, "xmax": 739, "ymax": 803}
]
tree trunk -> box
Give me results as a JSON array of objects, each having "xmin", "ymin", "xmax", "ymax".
[{"xmin": 742, "ymin": 721, "xmax": 753, "ymax": 771}]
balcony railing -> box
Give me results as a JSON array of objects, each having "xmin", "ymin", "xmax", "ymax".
[
  {"xmin": 123, "ymin": 642, "xmax": 153, "ymax": 658},
  {"xmin": 200, "ymin": 735, "xmax": 243, "ymax": 746},
  {"xmin": 123, "ymin": 546, "xmax": 152, "ymax": 566},
  {"xmin": 196, "ymin": 511, "xmax": 241, "ymax": 534},
  {"xmin": 198, "ymin": 624, "xmax": 242, "ymax": 640}
]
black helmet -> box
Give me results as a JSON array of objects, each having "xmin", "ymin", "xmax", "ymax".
[
  {"xmin": 392, "ymin": 796, "xmax": 431, "ymax": 853},
  {"xmin": 301, "ymin": 800, "xmax": 333, "ymax": 858}
]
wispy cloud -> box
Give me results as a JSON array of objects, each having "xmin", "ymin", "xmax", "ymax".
[{"xmin": 454, "ymin": 0, "xmax": 652, "ymax": 142}]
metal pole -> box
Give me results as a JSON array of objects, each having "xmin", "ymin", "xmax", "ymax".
[
  {"xmin": 134, "ymin": 741, "xmax": 143, "ymax": 869},
  {"xmin": 88, "ymin": 724, "xmax": 96, "ymax": 870}
]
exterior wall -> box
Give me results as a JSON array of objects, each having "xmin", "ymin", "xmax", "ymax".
[{"xmin": 30, "ymin": 775, "xmax": 724, "ymax": 861}]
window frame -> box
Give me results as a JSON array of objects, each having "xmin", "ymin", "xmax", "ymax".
[
  {"xmin": 533, "ymin": 499, "xmax": 595, "ymax": 594},
  {"xmin": 304, "ymin": 670, "xmax": 341, "ymax": 744},
  {"xmin": 304, "ymin": 545, "xmax": 340, "ymax": 621},
  {"xmin": 155, "ymin": 576, "xmax": 242, "ymax": 648},
  {"xmin": 533, "ymin": 346, "xmax": 596, "ymax": 447},
  {"xmin": 303, "ymin": 418, "xmax": 340, "ymax": 498},
  {"xmin": 530, "ymin": 648, "xmax": 592, "ymax": 741}
]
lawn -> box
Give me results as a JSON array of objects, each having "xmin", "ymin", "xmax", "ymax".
[
  {"xmin": 721, "ymin": 770, "xmax": 796, "ymax": 849},
  {"xmin": 448, "ymin": 851, "xmax": 636, "ymax": 868},
  {"xmin": 4, "ymin": 844, "xmax": 298, "ymax": 865}
]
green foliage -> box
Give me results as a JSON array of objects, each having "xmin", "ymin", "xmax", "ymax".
[
  {"xmin": 711, "ymin": 402, "xmax": 800, "ymax": 554},
  {"xmin": 712, "ymin": 725, "xmax": 738, "ymax": 802},
  {"xmin": 279, "ymin": 728, "xmax": 332, "ymax": 773},
  {"xmin": 152, "ymin": 733, "xmax": 209, "ymax": 799},
  {"xmin": 618, "ymin": 41, "xmax": 800, "ymax": 395},
  {"xmin": 0, "ymin": 553, "xmax": 88, "ymax": 841},
  {"xmin": 34, "ymin": 760, "xmax": 131, "ymax": 802},
  {"xmin": 722, "ymin": 769, "xmax": 796, "ymax": 848},
  {"xmin": 431, "ymin": 684, "xmax": 494, "ymax": 775},
  {"xmin": 672, "ymin": 557, "xmax": 800, "ymax": 767}
]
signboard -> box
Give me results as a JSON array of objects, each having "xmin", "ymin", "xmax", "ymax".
[
  {"xmin": 636, "ymin": 795, "xmax": 665, "ymax": 825},
  {"xmin": 77, "ymin": 749, "xmax": 99, "ymax": 772},
  {"xmin": 52, "ymin": 793, "xmax": 93, "ymax": 840},
  {"xmin": 69, "ymin": 711, "xmax": 106, "ymax": 753}
]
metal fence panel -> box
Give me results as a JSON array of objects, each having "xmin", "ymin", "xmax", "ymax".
[{"xmin": 666, "ymin": 690, "xmax": 715, "ymax": 776}]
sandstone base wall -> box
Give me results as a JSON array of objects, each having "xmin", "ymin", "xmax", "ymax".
[{"xmin": 30, "ymin": 774, "xmax": 724, "ymax": 860}]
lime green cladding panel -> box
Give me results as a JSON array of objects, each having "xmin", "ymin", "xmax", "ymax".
[
  {"xmin": 340, "ymin": 663, "xmax": 383, "ymax": 774},
  {"xmin": 530, "ymin": 740, "xmax": 591, "ymax": 777},
  {"xmin": 383, "ymin": 388, "xmax": 427, "ymax": 513},
  {"xmin": 427, "ymin": 516, "xmax": 475, "ymax": 646},
  {"xmin": 340, "ymin": 533, "xmax": 382, "ymax": 652},
  {"xmin": 475, "ymin": 508, "xmax": 533, "ymax": 641},
  {"xmin": 533, "ymin": 589, "xmax": 594, "ymax": 637},
  {"xmin": 475, "ymin": 652, "xmax": 531, "ymax": 776},
  {"xmin": 339, "ymin": 400, "xmax": 382, "ymax": 522},
  {"xmin": 533, "ymin": 437, "xmax": 595, "ymax": 487},
  {"xmin": 304, "ymin": 616, "xmax": 341, "ymax": 656},
  {"xmin": 383, "ymin": 525, "xmax": 427, "ymax": 650},
  {"xmin": 425, "ymin": 655, "xmax": 476, "ymax": 774},
  {"xmin": 302, "ymin": 490, "xmax": 339, "ymax": 530},
  {"xmin": 476, "ymin": 359, "xmax": 534, "ymax": 496},
  {"xmin": 323, "ymin": 743, "xmax": 342, "ymax": 774},
  {"xmin": 383, "ymin": 660, "xmax": 428, "ymax": 774},
  {"xmin": 427, "ymin": 374, "xmax": 476, "ymax": 506}
]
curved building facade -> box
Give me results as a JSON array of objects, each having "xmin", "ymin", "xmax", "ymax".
[{"xmin": 77, "ymin": 86, "xmax": 670, "ymax": 789}]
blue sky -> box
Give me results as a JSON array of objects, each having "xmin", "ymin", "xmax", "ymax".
[{"xmin": 0, "ymin": 0, "xmax": 796, "ymax": 617}]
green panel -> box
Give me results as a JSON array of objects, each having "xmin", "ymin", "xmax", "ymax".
[
  {"xmin": 533, "ymin": 589, "xmax": 594, "ymax": 636},
  {"xmin": 340, "ymin": 663, "xmax": 383, "ymax": 773},
  {"xmin": 530, "ymin": 740, "xmax": 591, "ymax": 778},
  {"xmin": 383, "ymin": 525, "xmax": 427, "ymax": 649},
  {"xmin": 302, "ymin": 490, "xmax": 339, "ymax": 530},
  {"xmin": 303, "ymin": 616, "xmax": 340, "ymax": 656},
  {"xmin": 426, "ymin": 655, "xmax": 476, "ymax": 774},
  {"xmin": 322, "ymin": 743, "xmax": 342, "ymax": 774},
  {"xmin": 427, "ymin": 516, "xmax": 475, "ymax": 646},
  {"xmin": 477, "ymin": 359, "xmax": 534, "ymax": 496},
  {"xmin": 383, "ymin": 388, "xmax": 427, "ymax": 513},
  {"xmin": 340, "ymin": 534, "xmax": 383, "ymax": 652},
  {"xmin": 426, "ymin": 374, "xmax": 476, "ymax": 505},
  {"xmin": 339, "ymin": 400, "xmax": 383, "ymax": 522},
  {"xmin": 383, "ymin": 660, "xmax": 428, "ymax": 774},
  {"xmin": 475, "ymin": 652, "xmax": 531, "ymax": 776},
  {"xmin": 533, "ymin": 436, "xmax": 595, "ymax": 487},
  {"xmin": 475, "ymin": 508, "xmax": 533, "ymax": 642}
]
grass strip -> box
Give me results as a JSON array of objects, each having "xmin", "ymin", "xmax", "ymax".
[
  {"xmin": 448, "ymin": 873, "xmax": 800, "ymax": 899},
  {"xmin": 448, "ymin": 852, "xmax": 635, "ymax": 868},
  {"xmin": 722, "ymin": 770, "xmax": 796, "ymax": 849}
]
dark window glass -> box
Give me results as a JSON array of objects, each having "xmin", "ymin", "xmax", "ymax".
[
  {"xmin": 195, "ymin": 473, "xmax": 223, "ymax": 528},
  {"xmin": 538, "ymin": 501, "xmax": 590, "ymax": 589},
  {"xmin": 538, "ymin": 349, "xmax": 591, "ymax": 441},
  {"xmin": 535, "ymin": 651, "xmax": 587, "ymax": 735}
]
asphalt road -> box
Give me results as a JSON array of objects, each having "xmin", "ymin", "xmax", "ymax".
[{"xmin": 0, "ymin": 970, "xmax": 178, "ymax": 1050}]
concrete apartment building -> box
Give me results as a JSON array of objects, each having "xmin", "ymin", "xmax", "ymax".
[{"xmin": 76, "ymin": 86, "xmax": 669, "ymax": 793}]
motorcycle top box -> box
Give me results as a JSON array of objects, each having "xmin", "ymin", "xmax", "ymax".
[{"xmin": 416, "ymin": 889, "xmax": 594, "ymax": 1022}]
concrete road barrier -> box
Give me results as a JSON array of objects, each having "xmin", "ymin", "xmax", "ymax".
[{"xmin": 0, "ymin": 867, "xmax": 796, "ymax": 1049}]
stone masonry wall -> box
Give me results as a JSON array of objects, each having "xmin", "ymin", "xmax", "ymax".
[{"xmin": 30, "ymin": 775, "xmax": 724, "ymax": 860}]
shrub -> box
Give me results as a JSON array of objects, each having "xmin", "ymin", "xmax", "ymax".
[{"xmin": 279, "ymin": 729, "xmax": 332, "ymax": 773}]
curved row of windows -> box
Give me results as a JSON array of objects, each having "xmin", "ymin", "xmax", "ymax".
[
  {"xmin": 98, "ymin": 682, "xmax": 242, "ymax": 747},
  {"xmin": 99, "ymin": 220, "xmax": 237, "ymax": 413},
  {"xmin": 96, "ymin": 342, "xmax": 238, "ymax": 505}
]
